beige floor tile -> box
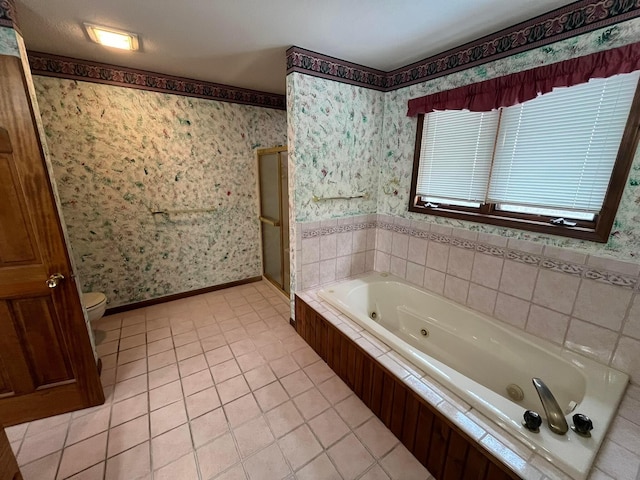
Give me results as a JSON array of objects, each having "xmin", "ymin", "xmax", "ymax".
[
  {"xmin": 151, "ymin": 424, "xmax": 193, "ymax": 470},
  {"xmin": 233, "ymin": 416, "xmax": 275, "ymax": 458},
  {"xmin": 67, "ymin": 462, "xmax": 105, "ymax": 479},
  {"xmin": 197, "ymin": 432, "xmax": 240, "ymax": 479},
  {"xmin": 101, "ymin": 353, "xmax": 117, "ymax": 370},
  {"xmin": 293, "ymin": 387, "xmax": 330, "ymax": 420},
  {"xmin": 200, "ymin": 334, "xmax": 227, "ymax": 352},
  {"xmin": 278, "ymin": 424, "xmax": 322, "ymax": 471},
  {"xmin": 150, "ymin": 400, "xmax": 187, "ymax": 437},
  {"xmin": 230, "ymin": 338, "xmax": 256, "ymax": 357},
  {"xmin": 225, "ymin": 327, "xmax": 249, "ymax": 344},
  {"xmin": 258, "ymin": 342, "xmax": 288, "ymax": 362},
  {"xmin": 19, "ymin": 451, "xmax": 61, "ymax": 480},
  {"xmin": 146, "ymin": 317, "xmax": 170, "ymax": 331},
  {"xmin": 154, "ymin": 452, "xmax": 199, "ymax": 480},
  {"xmin": 105, "ymin": 442, "xmax": 150, "ymax": 480},
  {"xmin": 66, "ymin": 406, "xmax": 111, "ymax": 446},
  {"xmin": 146, "ymin": 326, "xmax": 171, "ymax": 343},
  {"xmin": 197, "ymin": 324, "xmax": 221, "ymax": 340},
  {"xmin": 147, "ymin": 338, "xmax": 174, "ymax": 356},
  {"xmin": 115, "ymin": 358, "xmax": 147, "ymax": 382},
  {"xmin": 356, "ymin": 417, "xmax": 399, "ymax": 459},
  {"xmin": 26, "ymin": 412, "xmax": 71, "ymax": 438},
  {"xmin": 265, "ymin": 401, "xmax": 304, "ymax": 439},
  {"xmin": 280, "ymin": 370, "xmax": 313, "ymax": 398},
  {"xmin": 206, "ymin": 345, "xmax": 234, "ymax": 367},
  {"xmin": 57, "ymin": 432, "xmax": 107, "ymax": 479},
  {"xmin": 360, "ymin": 465, "xmax": 391, "ymax": 480},
  {"xmin": 218, "ymin": 375, "xmax": 250, "ymax": 404},
  {"xmin": 236, "ymin": 351, "xmax": 267, "ymax": 372},
  {"xmin": 303, "ymin": 361, "xmax": 334, "ymax": 385},
  {"xmin": 178, "ymin": 354, "xmax": 208, "ymax": 377},
  {"xmin": 380, "ymin": 444, "xmax": 430, "ymax": 480},
  {"xmin": 243, "ymin": 443, "xmax": 290, "ymax": 480},
  {"xmin": 5, "ymin": 423, "xmax": 28, "ymax": 443},
  {"xmin": 119, "ymin": 333, "xmax": 146, "ymax": 351},
  {"xmin": 318, "ymin": 376, "xmax": 352, "ymax": 405},
  {"xmin": 111, "ymin": 392, "xmax": 148, "ymax": 427},
  {"xmin": 171, "ymin": 321, "xmax": 196, "ymax": 337},
  {"xmin": 245, "ymin": 321, "xmax": 269, "ymax": 336},
  {"xmin": 107, "ymin": 415, "xmax": 149, "ymax": 457},
  {"xmin": 113, "ymin": 374, "xmax": 148, "ymax": 403},
  {"xmin": 149, "ymin": 380, "xmax": 183, "ymax": 411},
  {"xmin": 254, "ymin": 381, "xmax": 289, "ymax": 412},
  {"xmin": 224, "ymin": 393, "xmax": 262, "ymax": 427},
  {"xmin": 185, "ymin": 386, "xmax": 221, "ymax": 420},
  {"xmin": 176, "ymin": 341, "xmax": 203, "ymax": 361},
  {"xmin": 181, "ymin": 369, "xmax": 214, "ymax": 396},
  {"xmin": 335, "ymin": 395, "xmax": 373, "ymax": 428},
  {"xmin": 328, "ymin": 433, "xmax": 374, "ymax": 480},
  {"xmin": 308, "ymin": 408, "xmax": 350, "ymax": 448},
  {"xmin": 190, "ymin": 408, "xmax": 228, "ymax": 447},
  {"xmin": 147, "ymin": 349, "xmax": 177, "ymax": 371},
  {"xmin": 17, "ymin": 423, "xmax": 67, "ymax": 465},
  {"xmin": 250, "ymin": 331, "xmax": 278, "ymax": 348},
  {"xmin": 291, "ymin": 346, "xmax": 321, "ymax": 369},
  {"xmin": 244, "ymin": 365, "xmax": 277, "ymax": 391},
  {"xmin": 117, "ymin": 345, "xmax": 147, "ymax": 366},
  {"xmin": 211, "ymin": 358, "xmax": 242, "ymax": 384},
  {"xmin": 295, "ymin": 453, "xmax": 341, "ymax": 480},
  {"xmin": 216, "ymin": 463, "xmax": 248, "ymax": 480},
  {"xmin": 269, "ymin": 356, "xmax": 299, "ymax": 378},
  {"xmin": 148, "ymin": 364, "xmax": 180, "ymax": 390}
]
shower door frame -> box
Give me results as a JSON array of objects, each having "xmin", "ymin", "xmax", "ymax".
[{"xmin": 257, "ymin": 146, "xmax": 289, "ymax": 295}]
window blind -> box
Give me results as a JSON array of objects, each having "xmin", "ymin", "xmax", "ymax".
[
  {"xmin": 487, "ymin": 71, "xmax": 640, "ymax": 213},
  {"xmin": 416, "ymin": 110, "xmax": 499, "ymax": 203}
]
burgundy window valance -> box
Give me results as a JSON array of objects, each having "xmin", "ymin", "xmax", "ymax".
[{"xmin": 406, "ymin": 41, "xmax": 640, "ymax": 117}]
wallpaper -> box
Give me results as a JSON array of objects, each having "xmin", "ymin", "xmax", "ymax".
[
  {"xmin": 0, "ymin": 25, "xmax": 18, "ymax": 56},
  {"xmin": 34, "ymin": 77, "xmax": 287, "ymax": 307},
  {"xmin": 287, "ymin": 72, "xmax": 384, "ymax": 223},
  {"xmin": 378, "ymin": 18, "xmax": 640, "ymax": 261}
]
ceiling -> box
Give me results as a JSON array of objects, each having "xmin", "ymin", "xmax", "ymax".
[{"xmin": 15, "ymin": 0, "xmax": 575, "ymax": 95}]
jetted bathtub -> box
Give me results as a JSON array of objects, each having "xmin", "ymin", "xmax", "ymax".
[{"xmin": 318, "ymin": 272, "xmax": 628, "ymax": 480}]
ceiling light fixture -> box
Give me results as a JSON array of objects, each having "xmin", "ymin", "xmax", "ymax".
[{"xmin": 84, "ymin": 23, "xmax": 139, "ymax": 51}]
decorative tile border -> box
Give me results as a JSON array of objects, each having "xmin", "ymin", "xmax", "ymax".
[
  {"xmin": 0, "ymin": 0, "xmax": 17, "ymax": 31},
  {"xmin": 300, "ymin": 219, "xmax": 639, "ymax": 290},
  {"xmin": 287, "ymin": 0, "xmax": 640, "ymax": 92},
  {"xmin": 28, "ymin": 52, "xmax": 286, "ymax": 110}
]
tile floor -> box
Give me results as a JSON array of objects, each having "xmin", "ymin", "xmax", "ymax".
[{"xmin": 6, "ymin": 280, "xmax": 432, "ymax": 480}]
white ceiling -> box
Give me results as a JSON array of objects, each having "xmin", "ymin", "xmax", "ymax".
[{"xmin": 15, "ymin": 0, "xmax": 575, "ymax": 95}]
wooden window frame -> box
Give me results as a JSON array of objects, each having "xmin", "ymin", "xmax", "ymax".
[{"xmin": 408, "ymin": 81, "xmax": 640, "ymax": 243}]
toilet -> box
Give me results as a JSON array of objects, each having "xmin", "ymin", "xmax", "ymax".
[{"xmin": 82, "ymin": 292, "xmax": 107, "ymax": 323}]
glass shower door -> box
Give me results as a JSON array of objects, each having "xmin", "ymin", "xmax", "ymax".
[{"xmin": 258, "ymin": 148, "xmax": 289, "ymax": 294}]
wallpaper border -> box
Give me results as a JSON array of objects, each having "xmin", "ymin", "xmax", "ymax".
[
  {"xmin": 0, "ymin": 0, "xmax": 18, "ymax": 32},
  {"xmin": 286, "ymin": 0, "xmax": 640, "ymax": 92},
  {"xmin": 28, "ymin": 51, "xmax": 286, "ymax": 110}
]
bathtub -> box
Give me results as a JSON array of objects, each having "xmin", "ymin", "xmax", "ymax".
[{"xmin": 318, "ymin": 272, "xmax": 628, "ymax": 480}]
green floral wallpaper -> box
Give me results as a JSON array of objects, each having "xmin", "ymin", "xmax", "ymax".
[
  {"xmin": 287, "ymin": 72, "xmax": 384, "ymax": 223},
  {"xmin": 0, "ymin": 25, "xmax": 18, "ymax": 57},
  {"xmin": 34, "ymin": 77, "xmax": 287, "ymax": 307},
  {"xmin": 378, "ymin": 18, "xmax": 640, "ymax": 261}
]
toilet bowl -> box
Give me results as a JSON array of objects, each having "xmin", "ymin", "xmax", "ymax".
[{"xmin": 82, "ymin": 292, "xmax": 107, "ymax": 323}]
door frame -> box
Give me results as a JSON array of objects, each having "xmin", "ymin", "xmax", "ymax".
[{"xmin": 256, "ymin": 146, "xmax": 289, "ymax": 295}]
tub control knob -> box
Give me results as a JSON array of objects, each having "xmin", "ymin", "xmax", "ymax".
[
  {"xmin": 523, "ymin": 410, "xmax": 542, "ymax": 432},
  {"xmin": 571, "ymin": 414, "xmax": 593, "ymax": 437}
]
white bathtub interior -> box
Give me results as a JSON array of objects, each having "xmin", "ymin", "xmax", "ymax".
[{"xmin": 318, "ymin": 272, "xmax": 628, "ymax": 480}]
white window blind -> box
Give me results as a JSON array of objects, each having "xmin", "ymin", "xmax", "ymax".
[
  {"xmin": 487, "ymin": 71, "xmax": 640, "ymax": 213},
  {"xmin": 416, "ymin": 109, "xmax": 499, "ymax": 203}
]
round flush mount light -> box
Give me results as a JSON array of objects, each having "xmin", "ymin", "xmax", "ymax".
[{"xmin": 84, "ymin": 23, "xmax": 139, "ymax": 51}]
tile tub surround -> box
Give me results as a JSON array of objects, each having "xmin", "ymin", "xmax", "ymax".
[
  {"xmin": 33, "ymin": 76, "xmax": 287, "ymax": 308},
  {"xmin": 6, "ymin": 279, "xmax": 432, "ymax": 480},
  {"xmin": 297, "ymin": 285, "xmax": 640, "ymax": 480},
  {"xmin": 371, "ymin": 214, "xmax": 640, "ymax": 389},
  {"xmin": 296, "ymin": 215, "xmax": 377, "ymax": 291}
]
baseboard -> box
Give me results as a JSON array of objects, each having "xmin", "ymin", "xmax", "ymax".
[
  {"xmin": 289, "ymin": 317, "xmax": 296, "ymax": 328},
  {"xmin": 105, "ymin": 276, "xmax": 263, "ymax": 315}
]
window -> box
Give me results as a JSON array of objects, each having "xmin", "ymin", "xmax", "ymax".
[{"xmin": 409, "ymin": 71, "xmax": 640, "ymax": 242}]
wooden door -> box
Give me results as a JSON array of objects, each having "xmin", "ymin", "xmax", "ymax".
[
  {"xmin": 0, "ymin": 427, "xmax": 22, "ymax": 480},
  {"xmin": 0, "ymin": 54, "xmax": 104, "ymax": 426}
]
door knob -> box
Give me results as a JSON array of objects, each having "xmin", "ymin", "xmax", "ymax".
[{"xmin": 46, "ymin": 273, "xmax": 65, "ymax": 288}]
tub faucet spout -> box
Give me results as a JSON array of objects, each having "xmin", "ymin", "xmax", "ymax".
[{"xmin": 532, "ymin": 378, "xmax": 568, "ymax": 435}]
